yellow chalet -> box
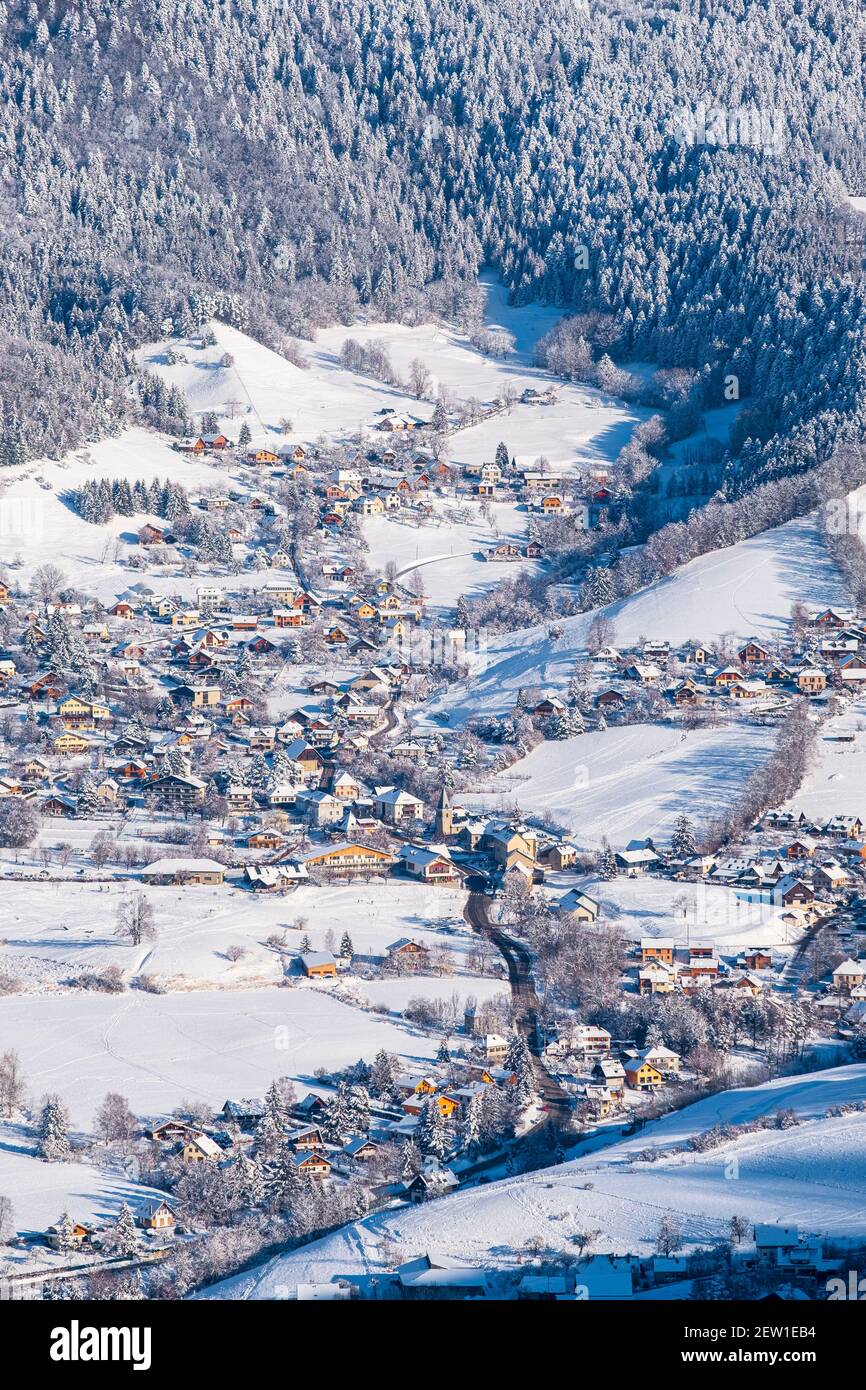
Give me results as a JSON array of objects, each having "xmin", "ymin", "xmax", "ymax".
[
  {"xmin": 624, "ymin": 1059, "xmax": 664, "ymax": 1091},
  {"xmin": 53, "ymin": 732, "xmax": 89, "ymax": 756},
  {"xmin": 295, "ymin": 842, "xmax": 395, "ymax": 877},
  {"xmin": 57, "ymin": 696, "xmax": 110, "ymax": 731}
]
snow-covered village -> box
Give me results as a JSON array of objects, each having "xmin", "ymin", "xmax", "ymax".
[{"xmin": 3, "ymin": 0, "xmax": 866, "ymax": 1356}]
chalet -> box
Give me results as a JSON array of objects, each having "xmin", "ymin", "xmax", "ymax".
[
  {"xmin": 623, "ymin": 1058, "xmax": 663, "ymax": 1090},
  {"xmin": 839, "ymin": 655, "xmax": 866, "ymax": 683},
  {"xmin": 615, "ymin": 846, "xmax": 660, "ymax": 876},
  {"xmin": 387, "ymin": 937, "xmax": 430, "ymax": 964},
  {"xmin": 638, "ymin": 963, "xmax": 677, "ymax": 994},
  {"xmin": 591, "ymin": 1058, "xmax": 626, "ymax": 1094},
  {"xmin": 47, "ymin": 1219, "xmax": 94, "ymax": 1251},
  {"xmin": 726, "ymin": 971, "xmax": 763, "ymax": 997},
  {"xmin": 57, "ymin": 696, "xmax": 110, "ymax": 730},
  {"xmin": 625, "ymin": 662, "xmax": 661, "ymax": 684},
  {"xmin": 766, "ymin": 662, "xmax": 794, "ymax": 682},
  {"xmin": 539, "ymin": 842, "xmax": 580, "ymax": 871},
  {"xmin": 742, "ymin": 948, "xmax": 773, "ymax": 971},
  {"xmin": 138, "ymin": 523, "xmax": 167, "ymax": 546},
  {"xmin": 832, "ymin": 959, "xmax": 866, "ymax": 994},
  {"xmin": 147, "ymin": 1119, "xmax": 200, "ymax": 1143},
  {"xmin": 397, "ymin": 844, "xmax": 463, "ymax": 884},
  {"xmin": 373, "ymin": 786, "xmax": 425, "ymax": 825},
  {"xmin": 342, "ymin": 1137, "xmax": 378, "ymax": 1161},
  {"xmin": 292, "ymin": 1151, "xmax": 332, "ymax": 1178},
  {"xmin": 773, "ymin": 874, "xmax": 815, "ymax": 907},
  {"xmin": 673, "ymin": 680, "xmax": 700, "ymax": 706},
  {"xmin": 287, "ymin": 1124, "xmax": 325, "ymax": 1151},
  {"xmin": 221, "ymin": 1098, "xmax": 265, "ymax": 1129},
  {"xmin": 728, "ymin": 679, "xmax": 769, "ymax": 700},
  {"xmin": 141, "ymin": 857, "xmax": 225, "ymax": 886},
  {"xmin": 737, "ymin": 639, "xmax": 770, "ymax": 664},
  {"xmin": 711, "ymin": 665, "xmax": 742, "ymax": 687},
  {"xmin": 140, "ymin": 1200, "xmax": 176, "ymax": 1233},
  {"xmin": 595, "ymin": 688, "xmax": 626, "ymax": 709},
  {"xmin": 246, "ymin": 828, "xmax": 284, "ymax": 850},
  {"xmin": 556, "ymin": 889, "xmax": 600, "ymax": 922},
  {"xmin": 814, "ymin": 862, "xmax": 849, "ymax": 893},
  {"xmin": 178, "ymin": 1133, "xmax": 224, "ymax": 1163},
  {"xmin": 786, "ymin": 835, "xmax": 817, "ymax": 860},
  {"xmin": 637, "ymin": 1044, "xmax": 681, "ymax": 1076},
  {"xmin": 301, "ymin": 951, "xmax": 338, "ymax": 978},
  {"xmin": 108, "ymin": 601, "xmax": 135, "ymax": 620},
  {"xmin": 406, "ymin": 1165, "xmax": 459, "ymax": 1202},
  {"xmin": 484, "ymin": 1033, "xmax": 510, "ymax": 1064},
  {"xmin": 532, "ymin": 694, "xmax": 567, "ymax": 718},
  {"xmin": 812, "ymin": 608, "xmax": 851, "ymax": 627},
  {"xmin": 53, "ymin": 732, "xmax": 89, "ymax": 756},
  {"xmin": 294, "ymin": 1093, "xmax": 327, "ymax": 1121}
]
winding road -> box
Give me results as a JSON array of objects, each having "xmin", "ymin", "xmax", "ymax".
[{"xmin": 463, "ymin": 882, "xmax": 574, "ymax": 1130}]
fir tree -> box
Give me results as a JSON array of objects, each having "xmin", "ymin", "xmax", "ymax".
[
  {"xmin": 38, "ymin": 1096, "xmax": 71, "ymax": 1162},
  {"xmin": 111, "ymin": 1202, "xmax": 138, "ymax": 1257}
]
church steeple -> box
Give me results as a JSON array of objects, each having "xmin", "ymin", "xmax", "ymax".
[{"xmin": 436, "ymin": 783, "xmax": 453, "ymax": 838}]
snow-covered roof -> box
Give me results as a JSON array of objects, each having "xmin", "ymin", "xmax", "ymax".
[{"xmin": 141, "ymin": 857, "xmax": 225, "ymax": 875}]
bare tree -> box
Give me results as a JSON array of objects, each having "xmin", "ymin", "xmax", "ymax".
[
  {"xmin": 31, "ymin": 563, "xmax": 66, "ymax": 603},
  {"xmin": 0, "ymin": 1050, "xmax": 26, "ymax": 1118},
  {"xmin": 95, "ymin": 1092, "xmax": 138, "ymax": 1143},
  {"xmin": 0, "ymin": 1195, "xmax": 15, "ymax": 1244},
  {"xmin": 115, "ymin": 893, "xmax": 157, "ymax": 946},
  {"xmin": 408, "ymin": 357, "xmax": 432, "ymax": 399}
]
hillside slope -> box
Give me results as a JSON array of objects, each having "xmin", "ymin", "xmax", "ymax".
[{"xmin": 203, "ymin": 1063, "xmax": 866, "ymax": 1297}]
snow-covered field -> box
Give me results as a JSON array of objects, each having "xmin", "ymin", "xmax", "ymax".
[
  {"xmin": 205, "ymin": 1063, "xmax": 866, "ymax": 1297},
  {"xmin": 419, "ymin": 510, "xmax": 849, "ymax": 726},
  {"xmin": 0, "ymin": 987, "xmax": 444, "ymax": 1130},
  {"xmin": 787, "ymin": 691, "xmax": 866, "ymax": 819},
  {"xmin": 0, "ymin": 1124, "xmax": 160, "ymax": 1242},
  {"xmin": 465, "ymin": 721, "xmax": 777, "ymax": 850},
  {"xmin": 550, "ymin": 873, "xmax": 791, "ymax": 952},
  {"xmin": 138, "ymin": 278, "xmax": 646, "ymax": 477},
  {"xmin": 0, "ymin": 880, "xmax": 473, "ymax": 991},
  {"xmin": 362, "ymin": 498, "xmax": 538, "ymax": 611}
]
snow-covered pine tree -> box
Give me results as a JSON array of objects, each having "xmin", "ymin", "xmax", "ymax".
[
  {"xmin": 38, "ymin": 1096, "xmax": 71, "ymax": 1162},
  {"xmin": 111, "ymin": 1201, "xmax": 138, "ymax": 1257},
  {"xmin": 670, "ymin": 812, "xmax": 697, "ymax": 859}
]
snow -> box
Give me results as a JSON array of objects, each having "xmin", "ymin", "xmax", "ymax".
[
  {"xmin": 0, "ymin": 880, "xmax": 477, "ymax": 990},
  {"xmin": 547, "ymin": 873, "xmax": 792, "ymax": 952},
  {"xmin": 137, "ymin": 276, "xmax": 645, "ymax": 478},
  {"xmin": 464, "ymin": 721, "xmax": 777, "ymax": 849},
  {"xmin": 0, "ymin": 1123, "xmax": 161, "ymax": 1241},
  {"xmin": 418, "ymin": 509, "xmax": 849, "ymax": 726},
  {"xmin": 0, "ymin": 988, "xmax": 444, "ymax": 1129},
  {"xmin": 203, "ymin": 1063, "xmax": 866, "ymax": 1297},
  {"xmin": 361, "ymin": 499, "xmax": 538, "ymax": 612},
  {"xmin": 787, "ymin": 691, "xmax": 866, "ymax": 819}
]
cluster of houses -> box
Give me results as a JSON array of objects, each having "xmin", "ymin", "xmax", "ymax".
[
  {"xmin": 582, "ymin": 618, "xmax": 866, "ymax": 719},
  {"xmin": 541, "ymin": 1024, "xmax": 684, "ymax": 1116}
]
